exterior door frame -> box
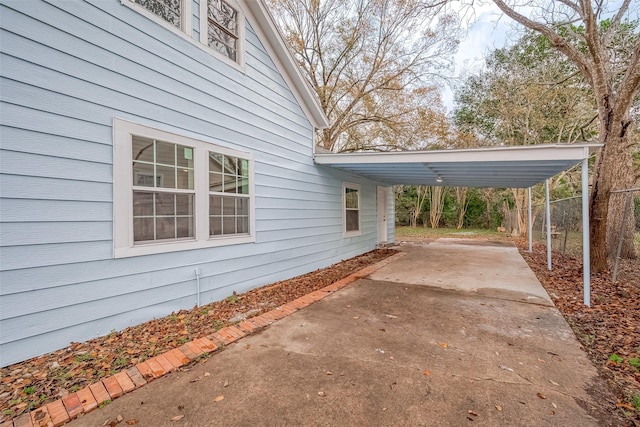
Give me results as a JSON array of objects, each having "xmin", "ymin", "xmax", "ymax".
[{"xmin": 377, "ymin": 186, "xmax": 388, "ymax": 244}]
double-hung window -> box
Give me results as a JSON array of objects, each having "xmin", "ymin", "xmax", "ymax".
[
  {"xmin": 343, "ymin": 182, "xmax": 361, "ymax": 237},
  {"xmin": 114, "ymin": 119, "xmax": 255, "ymax": 258}
]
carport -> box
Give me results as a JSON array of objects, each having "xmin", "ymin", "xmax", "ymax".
[{"xmin": 314, "ymin": 143, "xmax": 603, "ymax": 306}]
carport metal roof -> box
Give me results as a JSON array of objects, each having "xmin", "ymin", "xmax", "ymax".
[
  {"xmin": 314, "ymin": 143, "xmax": 601, "ymax": 188},
  {"xmin": 314, "ymin": 142, "xmax": 604, "ymax": 307}
]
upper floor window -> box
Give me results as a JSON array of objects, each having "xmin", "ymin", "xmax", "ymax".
[
  {"xmin": 133, "ymin": 0, "xmax": 182, "ymax": 29},
  {"xmin": 205, "ymin": 0, "xmax": 240, "ymax": 62}
]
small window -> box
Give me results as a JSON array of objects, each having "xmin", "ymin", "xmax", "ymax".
[
  {"xmin": 343, "ymin": 182, "xmax": 361, "ymax": 237},
  {"xmin": 133, "ymin": 0, "xmax": 182, "ymax": 28},
  {"xmin": 125, "ymin": 0, "xmax": 192, "ymax": 37},
  {"xmin": 113, "ymin": 119, "xmax": 255, "ymax": 258},
  {"xmin": 206, "ymin": 0, "xmax": 239, "ymax": 61}
]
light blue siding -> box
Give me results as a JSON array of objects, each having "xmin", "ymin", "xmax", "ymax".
[{"xmin": 0, "ymin": 0, "xmax": 394, "ymax": 366}]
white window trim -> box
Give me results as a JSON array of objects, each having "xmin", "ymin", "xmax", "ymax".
[
  {"xmin": 122, "ymin": 0, "xmax": 193, "ymax": 41},
  {"xmin": 199, "ymin": 0, "xmax": 246, "ymax": 70},
  {"xmin": 342, "ymin": 181, "xmax": 361, "ymax": 238},
  {"xmin": 113, "ymin": 118, "xmax": 255, "ymax": 258}
]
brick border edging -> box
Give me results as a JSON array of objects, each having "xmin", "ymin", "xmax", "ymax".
[{"xmin": 5, "ymin": 251, "xmax": 406, "ymax": 427}]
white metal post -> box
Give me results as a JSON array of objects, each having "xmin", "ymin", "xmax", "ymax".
[
  {"xmin": 545, "ymin": 179, "xmax": 552, "ymax": 270},
  {"xmin": 528, "ymin": 187, "xmax": 533, "ymax": 253},
  {"xmin": 582, "ymin": 158, "xmax": 591, "ymax": 307}
]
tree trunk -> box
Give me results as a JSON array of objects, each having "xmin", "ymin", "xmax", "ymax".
[
  {"xmin": 455, "ymin": 187, "xmax": 469, "ymax": 229},
  {"xmin": 429, "ymin": 186, "xmax": 447, "ymax": 229},
  {"xmin": 510, "ymin": 188, "xmax": 528, "ymax": 237},
  {"xmin": 606, "ymin": 190, "xmax": 637, "ymax": 259},
  {"xmin": 589, "ymin": 111, "xmax": 636, "ymax": 272}
]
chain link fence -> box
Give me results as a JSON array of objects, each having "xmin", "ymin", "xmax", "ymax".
[{"xmin": 526, "ymin": 190, "xmax": 639, "ymax": 281}]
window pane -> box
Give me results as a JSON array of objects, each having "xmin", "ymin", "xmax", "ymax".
[
  {"xmin": 176, "ymin": 193, "xmax": 194, "ymax": 215},
  {"xmin": 222, "ymin": 216, "xmax": 235, "ymax": 234},
  {"xmin": 346, "ymin": 210, "xmax": 359, "ymax": 231},
  {"xmin": 133, "ymin": 192, "xmax": 154, "ymax": 216},
  {"xmin": 133, "ymin": 162, "xmax": 156, "ymax": 187},
  {"xmin": 177, "ymin": 168, "xmax": 194, "ymax": 190},
  {"xmin": 239, "ymin": 177, "xmax": 249, "ymax": 194},
  {"xmin": 207, "ymin": 25, "xmax": 237, "ymax": 61},
  {"xmin": 210, "ymin": 216, "xmax": 222, "ymax": 235},
  {"xmin": 210, "ymin": 195, "xmax": 222, "ymax": 215},
  {"xmin": 132, "ymin": 136, "xmax": 154, "ymax": 163},
  {"xmin": 237, "ymin": 216, "xmax": 248, "ymax": 234},
  {"xmin": 237, "ymin": 197, "xmax": 248, "ymax": 216},
  {"xmin": 135, "ymin": 0, "xmax": 181, "ymax": 28},
  {"xmin": 176, "ymin": 217, "xmax": 193, "ymax": 238},
  {"xmin": 156, "ymin": 165, "xmax": 176, "ymax": 189},
  {"xmin": 155, "ymin": 141, "xmax": 176, "ymax": 166},
  {"xmin": 209, "ymin": 153, "xmax": 223, "ymax": 173},
  {"xmin": 239, "ymin": 159, "xmax": 248, "ymax": 177},
  {"xmin": 134, "ymin": 217, "xmax": 155, "ymax": 241},
  {"xmin": 222, "ymin": 197, "xmax": 235, "ymax": 215},
  {"xmin": 208, "ymin": 0, "xmax": 238, "ymax": 35},
  {"xmin": 223, "ymin": 175, "xmax": 238, "ymax": 193},
  {"xmin": 155, "ymin": 192, "xmax": 175, "ymax": 216},
  {"xmin": 156, "ymin": 217, "xmax": 176, "ymax": 240},
  {"xmin": 210, "ymin": 172, "xmax": 223, "ymax": 192},
  {"xmin": 177, "ymin": 146, "xmax": 193, "ymax": 168},
  {"xmin": 345, "ymin": 188, "xmax": 359, "ymax": 209}
]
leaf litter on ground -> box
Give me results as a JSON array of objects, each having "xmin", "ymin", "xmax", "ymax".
[{"xmin": 0, "ymin": 249, "xmax": 396, "ymax": 422}]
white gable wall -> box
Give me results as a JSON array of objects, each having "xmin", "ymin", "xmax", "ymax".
[{"xmin": 0, "ymin": 0, "xmax": 392, "ymax": 366}]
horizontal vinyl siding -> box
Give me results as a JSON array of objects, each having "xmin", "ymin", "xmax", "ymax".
[{"xmin": 0, "ymin": 0, "xmax": 385, "ymax": 366}]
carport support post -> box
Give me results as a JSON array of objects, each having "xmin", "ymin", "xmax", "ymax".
[
  {"xmin": 528, "ymin": 187, "xmax": 532, "ymax": 252},
  {"xmin": 582, "ymin": 158, "xmax": 591, "ymax": 307},
  {"xmin": 545, "ymin": 179, "xmax": 552, "ymax": 270}
]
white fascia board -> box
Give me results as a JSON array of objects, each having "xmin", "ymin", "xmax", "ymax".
[
  {"xmin": 243, "ymin": 0, "xmax": 329, "ymax": 129},
  {"xmin": 314, "ymin": 144, "xmax": 603, "ymax": 165}
]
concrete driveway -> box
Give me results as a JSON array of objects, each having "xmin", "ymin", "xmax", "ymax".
[{"xmin": 72, "ymin": 239, "xmax": 612, "ymax": 426}]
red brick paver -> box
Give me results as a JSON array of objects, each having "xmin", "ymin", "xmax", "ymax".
[
  {"xmin": 125, "ymin": 366, "xmax": 147, "ymax": 388},
  {"xmin": 76, "ymin": 386, "xmax": 98, "ymax": 413},
  {"xmin": 12, "ymin": 413, "xmax": 32, "ymax": 427},
  {"xmin": 135, "ymin": 361, "xmax": 155, "ymax": 381},
  {"xmin": 153, "ymin": 355, "xmax": 175, "ymax": 375},
  {"xmin": 113, "ymin": 371, "xmax": 136, "ymax": 393},
  {"xmin": 30, "ymin": 405, "xmax": 51, "ymax": 427},
  {"xmin": 144, "ymin": 358, "xmax": 166, "ymax": 378},
  {"xmin": 61, "ymin": 393, "xmax": 83, "ymax": 419},
  {"xmin": 45, "ymin": 399, "xmax": 70, "ymax": 426},
  {"xmin": 102, "ymin": 376, "xmax": 123, "ymax": 399},
  {"xmin": 88, "ymin": 381, "xmax": 111, "ymax": 405}
]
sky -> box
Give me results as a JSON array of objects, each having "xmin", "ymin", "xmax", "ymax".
[{"xmin": 441, "ymin": 2, "xmax": 513, "ymax": 113}]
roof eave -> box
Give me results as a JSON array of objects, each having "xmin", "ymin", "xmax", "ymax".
[{"xmin": 244, "ymin": 0, "xmax": 329, "ymax": 129}]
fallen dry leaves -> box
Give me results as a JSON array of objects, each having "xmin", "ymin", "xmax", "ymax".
[
  {"xmin": 0, "ymin": 249, "xmax": 396, "ymax": 423},
  {"xmin": 517, "ymin": 241, "xmax": 639, "ymax": 422}
]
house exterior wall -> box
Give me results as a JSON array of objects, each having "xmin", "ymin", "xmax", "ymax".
[{"xmin": 0, "ymin": 0, "xmax": 393, "ymax": 366}]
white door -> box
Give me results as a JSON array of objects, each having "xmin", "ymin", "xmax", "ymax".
[{"xmin": 377, "ymin": 186, "xmax": 388, "ymax": 244}]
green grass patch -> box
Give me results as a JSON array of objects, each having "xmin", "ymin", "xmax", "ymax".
[
  {"xmin": 609, "ymin": 353, "xmax": 623, "ymax": 364},
  {"xmin": 395, "ymin": 226, "xmax": 507, "ymax": 240}
]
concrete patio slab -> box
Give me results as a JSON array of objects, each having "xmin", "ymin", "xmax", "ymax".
[{"xmin": 71, "ymin": 240, "xmax": 613, "ymax": 426}]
